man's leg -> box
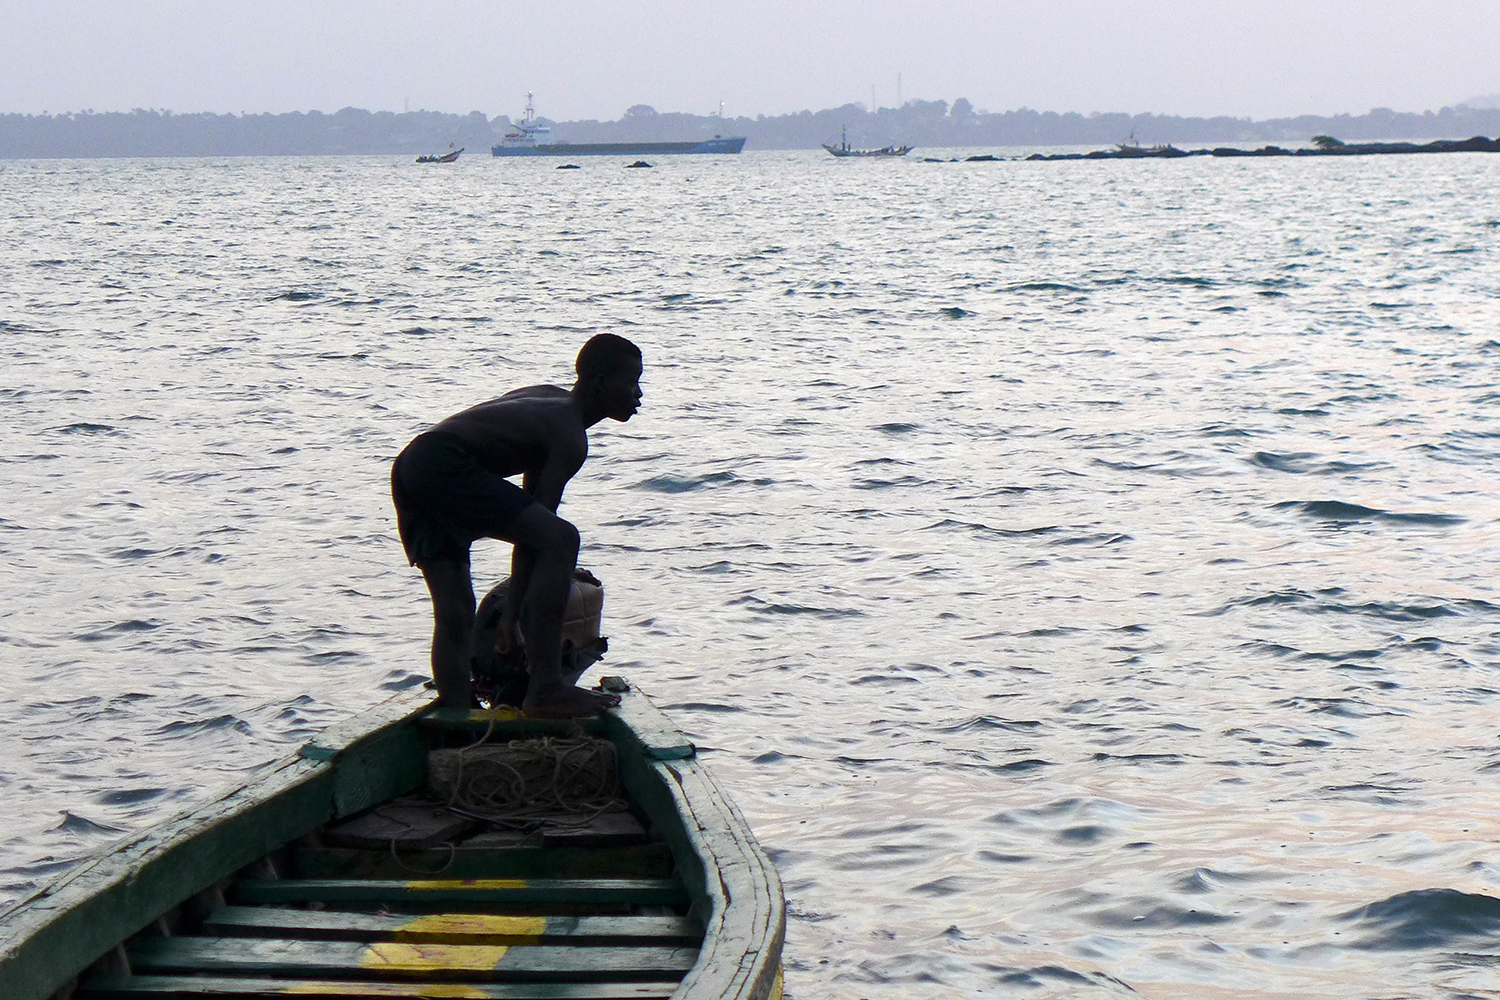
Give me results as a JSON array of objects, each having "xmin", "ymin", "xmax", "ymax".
[
  {"xmin": 500, "ymin": 504, "xmax": 618, "ymax": 716},
  {"xmin": 417, "ymin": 557, "xmax": 475, "ymax": 708}
]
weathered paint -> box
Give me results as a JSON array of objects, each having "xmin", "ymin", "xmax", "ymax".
[
  {"xmin": 290, "ymin": 842, "xmax": 675, "ymax": 880},
  {"xmin": 285, "ymin": 984, "xmax": 489, "ymax": 997},
  {"xmin": 79, "ymin": 974, "xmax": 680, "ymax": 998},
  {"xmin": 234, "ymin": 877, "xmax": 686, "ymax": 906},
  {"xmin": 399, "ymin": 914, "xmax": 547, "ymax": 942},
  {"xmin": 405, "ymin": 879, "xmax": 528, "ymax": 890},
  {"xmin": 768, "ymin": 965, "xmax": 784, "ymax": 1000},
  {"xmin": 358, "ymin": 941, "xmax": 510, "ymax": 973}
]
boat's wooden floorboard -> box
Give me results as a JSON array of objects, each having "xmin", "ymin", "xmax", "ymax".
[
  {"xmin": 205, "ymin": 907, "xmax": 703, "ymax": 946},
  {"xmin": 290, "ymin": 845, "xmax": 675, "ymax": 880},
  {"xmin": 231, "ymin": 879, "xmax": 687, "ymax": 908},
  {"xmin": 125, "ymin": 937, "xmax": 697, "ymax": 980},
  {"xmin": 78, "ymin": 974, "xmax": 680, "ymax": 999}
]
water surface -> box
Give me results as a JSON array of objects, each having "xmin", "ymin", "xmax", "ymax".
[{"xmin": 2, "ymin": 150, "xmax": 1499, "ymax": 998}]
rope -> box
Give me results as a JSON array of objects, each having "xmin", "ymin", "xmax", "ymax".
[
  {"xmin": 386, "ymin": 837, "xmax": 457, "ymax": 876},
  {"xmin": 429, "ymin": 736, "xmax": 627, "ymax": 829}
]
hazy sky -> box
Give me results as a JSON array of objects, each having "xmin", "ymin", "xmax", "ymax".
[{"xmin": 4, "ymin": 0, "xmax": 1498, "ymax": 121}]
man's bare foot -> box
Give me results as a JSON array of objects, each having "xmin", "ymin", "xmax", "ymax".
[{"xmin": 522, "ymin": 683, "xmax": 621, "ymax": 718}]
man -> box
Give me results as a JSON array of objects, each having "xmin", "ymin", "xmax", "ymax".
[{"xmin": 391, "ymin": 334, "xmax": 643, "ymax": 715}]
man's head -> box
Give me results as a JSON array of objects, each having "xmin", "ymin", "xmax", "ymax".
[{"xmin": 574, "ymin": 334, "xmax": 644, "ymax": 422}]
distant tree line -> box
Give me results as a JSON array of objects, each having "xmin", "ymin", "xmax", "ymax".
[
  {"xmin": 0, "ymin": 107, "xmax": 503, "ymax": 158},
  {"xmin": 5, "ymin": 100, "xmax": 1500, "ymax": 158}
]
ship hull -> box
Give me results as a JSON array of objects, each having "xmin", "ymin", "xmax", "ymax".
[{"xmin": 493, "ymin": 136, "xmax": 747, "ymax": 156}]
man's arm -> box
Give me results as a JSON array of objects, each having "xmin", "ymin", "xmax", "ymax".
[
  {"xmin": 496, "ymin": 440, "xmax": 587, "ymax": 653},
  {"xmin": 520, "ymin": 433, "xmax": 587, "ymax": 514}
]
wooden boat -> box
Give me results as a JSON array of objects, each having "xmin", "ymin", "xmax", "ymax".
[
  {"xmin": 821, "ymin": 127, "xmax": 911, "ymax": 158},
  {"xmin": 0, "ymin": 679, "xmax": 784, "ymax": 1000},
  {"xmin": 416, "ymin": 147, "xmax": 463, "ymax": 163}
]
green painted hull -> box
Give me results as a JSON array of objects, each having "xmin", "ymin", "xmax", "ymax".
[{"xmin": 0, "ymin": 684, "xmax": 784, "ymax": 1000}]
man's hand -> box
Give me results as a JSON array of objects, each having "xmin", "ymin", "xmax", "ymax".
[{"xmin": 495, "ymin": 619, "xmax": 525, "ymax": 658}]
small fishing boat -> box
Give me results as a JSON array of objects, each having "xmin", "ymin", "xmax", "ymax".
[
  {"xmin": 821, "ymin": 126, "xmax": 911, "ymax": 158},
  {"xmin": 415, "ymin": 146, "xmax": 463, "ymax": 164},
  {"xmin": 0, "ymin": 680, "xmax": 784, "ymax": 1000}
]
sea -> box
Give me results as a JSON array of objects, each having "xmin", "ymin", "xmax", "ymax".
[{"xmin": 2, "ymin": 147, "xmax": 1499, "ymax": 999}]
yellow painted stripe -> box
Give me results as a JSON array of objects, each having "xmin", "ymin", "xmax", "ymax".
[
  {"xmin": 285, "ymin": 985, "xmax": 489, "ymax": 998},
  {"xmin": 402, "ymin": 878, "xmax": 528, "ymax": 890},
  {"xmin": 768, "ymin": 964, "xmax": 785, "ymax": 1000},
  {"xmin": 465, "ymin": 707, "xmax": 523, "ymax": 723},
  {"xmin": 358, "ymin": 942, "xmax": 511, "ymax": 973},
  {"xmin": 399, "ymin": 913, "xmax": 547, "ymax": 941}
]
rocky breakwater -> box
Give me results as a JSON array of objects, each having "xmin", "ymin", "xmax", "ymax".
[{"xmin": 1026, "ymin": 135, "xmax": 1500, "ymax": 161}]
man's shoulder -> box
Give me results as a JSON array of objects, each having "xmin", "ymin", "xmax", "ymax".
[
  {"xmin": 466, "ymin": 385, "xmax": 575, "ymax": 417},
  {"xmin": 501, "ymin": 383, "xmax": 571, "ymax": 401}
]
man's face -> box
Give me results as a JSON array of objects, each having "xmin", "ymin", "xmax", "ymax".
[{"xmin": 601, "ymin": 358, "xmax": 644, "ymax": 421}]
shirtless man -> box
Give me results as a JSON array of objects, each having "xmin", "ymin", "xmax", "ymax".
[{"xmin": 390, "ymin": 334, "xmax": 643, "ymax": 715}]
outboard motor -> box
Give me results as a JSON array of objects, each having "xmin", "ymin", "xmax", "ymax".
[{"xmin": 470, "ymin": 568, "xmax": 609, "ymax": 708}]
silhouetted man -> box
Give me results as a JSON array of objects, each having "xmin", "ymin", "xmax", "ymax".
[{"xmin": 391, "ymin": 334, "xmax": 643, "ymax": 715}]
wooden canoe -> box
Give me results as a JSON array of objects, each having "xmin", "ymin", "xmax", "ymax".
[{"xmin": 0, "ymin": 680, "xmax": 784, "ymax": 1000}]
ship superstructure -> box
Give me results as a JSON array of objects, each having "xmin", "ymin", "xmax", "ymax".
[{"xmin": 492, "ymin": 93, "xmax": 746, "ymax": 157}]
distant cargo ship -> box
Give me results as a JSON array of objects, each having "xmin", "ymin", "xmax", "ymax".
[{"xmin": 492, "ymin": 94, "xmax": 747, "ymax": 157}]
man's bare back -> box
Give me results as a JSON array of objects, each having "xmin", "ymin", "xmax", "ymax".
[
  {"xmin": 390, "ymin": 335, "xmax": 643, "ymax": 716},
  {"xmin": 430, "ymin": 387, "xmax": 589, "ymax": 482}
]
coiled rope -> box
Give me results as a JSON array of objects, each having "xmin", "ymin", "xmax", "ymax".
[{"xmin": 429, "ymin": 736, "xmax": 627, "ymax": 828}]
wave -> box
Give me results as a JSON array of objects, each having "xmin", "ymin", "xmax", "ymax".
[
  {"xmin": 1343, "ymin": 889, "xmax": 1500, "ymax": 950},
  {"xmin": 1272, "ymin": 500, "xmax": 1465, "ymax": 526},
  {"xmin": 1003, "ymin": 281, "xmax": 1086, "ymax": 293},
  {"xmin": 47, "ymin": 811, "xmax": 124, "ymax": 836},
  {"xmin": 1085, "ymin": 901, "xmax": 1235, "ymax": 928},
  {"xmin": 632, "ymin": 471, "xmax": 747, "ymax": 493},
  {"xmin": 1209, "ymin": 589, "xmax": 1488, "ymax": 623}
]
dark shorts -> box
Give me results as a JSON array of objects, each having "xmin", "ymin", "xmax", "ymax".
[{"xmin": 390, "ymin": 431, "xmax": 535, "ymax": 565}]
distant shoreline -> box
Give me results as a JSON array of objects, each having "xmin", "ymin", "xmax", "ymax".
[{"xmin": 5, "ymin": 101, "xmax": 1500, "ymax": 159}]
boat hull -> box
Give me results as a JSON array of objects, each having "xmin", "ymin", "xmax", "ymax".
[
  {"xmin": 0, "ymin": 683, "xmax": 784, "ymax": 1000},
  {"xmin": 493, "ymin": 137, "xmax": 747, "ymax": 156},
  {"xmin": 821, "ymin": 144, "xmax": 912, "ymax": 158}
]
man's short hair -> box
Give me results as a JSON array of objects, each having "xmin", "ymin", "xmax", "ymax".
[{"xmin": 576, "ymin": 333, "xmax": 642, "ymax": 381}]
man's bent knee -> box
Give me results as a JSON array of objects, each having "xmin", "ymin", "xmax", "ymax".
[
  {"xmin": 523, "ymin": 512, "xmax": 579, "ymax": 559},
  {"xmin": 546, "ymin": 518, "xmax": 580, "ymax": 559}
]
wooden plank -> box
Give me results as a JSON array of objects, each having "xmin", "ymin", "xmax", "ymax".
[
  {"xmin": 324, "ymin": 800, "xmax": 478, "ymax": 850},
  {"xmin": 297, "ymin": 688, "xmax": 439, "ymax": 763},
  {"xmin": 296, "ymin": 687, "xmax": 435, "ymax": 819},
  {"xmin": 290, "ymin": 844, "xmax": 675, "ymax": 880},
  {"xmin": 415, "ymin": 708, "xmax": 607, "ymax": 737},
  {"xmin": 328, "ymin": 725, "xmax": 429, "ymax": 820},
  {"xmin": 80, "ymin": 973, "xmax": 680, "ymax": 998},
  {"xmin": 126, "ymin": 937, "xmax": 697, "ymax": 981},
  {"xmin": 204, "ymin": 907, "xmax": 703, "ymax": 946},
  {"xmin": 232, "ymin": 878, "xmax": 687, "ymax": 908},
  {"xmin": 598, "ymin": 682, "xmax": 694, "ymax": 761},
  {"xmin": 537, "ymin": 811, "xmax": 648, "ymax": 848}
]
